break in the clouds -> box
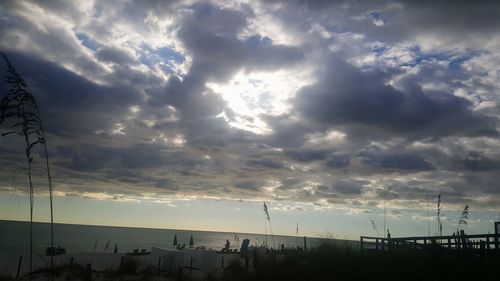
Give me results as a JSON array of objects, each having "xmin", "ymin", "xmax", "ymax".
[{"xmin": 1, "ymin": 0, "xmax": 500, "ymax": 214}]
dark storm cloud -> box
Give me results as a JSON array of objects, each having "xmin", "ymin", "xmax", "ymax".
[
  {"xmin": 385, "ymin": 1, "xmax": 500, "ymax": 41},
  {"xmin": 246, "ymin": 158, "xmax": 285, "ymax": 170},
  {"xmin": 284, "ymin": 149, "xmax": 329, "ymax": 162},
  {"xmin": 277, "ymin": 177, "xmax": 302, "ymax": 190},
  {"xmin": 289, "ymin": 0, "xmax": 500, "ymax": 46},
  {"xmin": 234, "ymin": 179, "xmax": 265, "ymax": 191},
  {"xmin": 358, "ymin": 150, "xmax": 435, "ymax": 171},
  {"xmin": 55, "ymin": 143, "xmax": 204, "ymax": 177},
  {"xmin": 264, "ymin": 115, "xmax": 314, "ymax": 148},
  {"xmin": 177, "ymin": 3, "xmax": 303, "ymax": 82},
  {"xmin": 151, "ymin": 75, "xmax": 224, "ymax": 120},
  {"xmin": 454, "ymin": 151, "xmax": 500, "ymax": 172},
  {"xmin": 295, "ymin": 58, "xmax": 497, "ymax": 138},
  {"xmin": 326, "ymin": 155, "xmax": 350, "ymax": 169},
  {"xmin": 375, "ymin": 187, "xmax": 400, "ymax": 201},
  {"xmin": 154, "ymin": 179, "xmax": 179, "ymax": 191},
  {"xmin": 316, "ymin": 180, "xmax": 367, "ymax": 198},
  {"xmin": 332, "ymin": 180, "xmax": 365, "ymax": 195},
  {"xmin": 1, "ymin": 51, "xmax": 140, "ymax": 137}
]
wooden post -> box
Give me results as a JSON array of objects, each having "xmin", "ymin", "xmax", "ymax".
[
  {"xmin": 447, "ymin": 238, "xmax": 451, "ymax": 248},
  {"xmin": 381, "ymin": 239, "xmax": 385, "ymax": 251},
  {"xmin": 360, "ymin": 237, "xmax": 364, "ymax": 252},
  {"xmin": 460, "ymin": 230, "xmax": 466, "ymax": 251},
  {"xmin": 486, "ymin": 237, "xmax": 490, "ymax": 250},
  {"xmin": 303, "ymin": 236, "xmax": 307, "ymax": 252},
  {"xmin": 16, "ymin": 256, "xmax": 22, "ymax": 279}
]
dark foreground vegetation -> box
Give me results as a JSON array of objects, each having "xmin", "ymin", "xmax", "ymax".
[
  {"xmin": 221, "ymin": 244, "xmax": 499, "ymax": 281},
  {"xmin": 3, "ymin": 244, "xmax": 499, "ymax": 281}
]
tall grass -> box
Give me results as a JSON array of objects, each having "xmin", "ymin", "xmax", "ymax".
[
  {"xmin": 221, "ymin": 243, "xmax": 500, "ymax": 281},
  {"xmin": 437, "ymin": 193, "xmax": 442, "ymax": 236},
  {"xmin": 370, "ymin": 219, "xmax": 380, "ymax": 237},
  {"xmin": 263, "ymin": 201, "xmax": 275, "ymax": 249},
  {"xmin": 0, "ymin": 52, "xmax": 55, "ymax": 279},
  {"xmin": 456, "ymin": 205, "xmax": 469, "ymax": 232}
]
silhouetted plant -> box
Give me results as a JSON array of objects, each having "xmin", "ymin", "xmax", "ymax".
[
  {"xmin": 437, "ymin": 193, "xmax": 442, "ymax": 236},
  {"xmin": 456, "ymin": 205, "xmax": 469, "ymax": 231},
  {"xmin": 119, "ymin": 256, "xmax": 142, "ymax": 274},
  {"xmin": 221, "ymin": 243, "xmax": 500, "ymax": 281},
  {"xmin": 263, "ymin": 201, "xmax": 276, "ymax": 249},
  {"xmin": 370, "ymin": 219, "xmax": 380, "ymax": 237},
  {"xmin": 0, "ymin": 52, "xmax": 54, "ymax": 279}
]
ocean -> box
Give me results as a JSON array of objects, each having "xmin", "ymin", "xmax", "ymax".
[{"xmin": 0, "ymin": 220, "xmax": 354, "ymax": 257}]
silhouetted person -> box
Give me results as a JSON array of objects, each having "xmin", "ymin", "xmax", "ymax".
[
  {"xmin": 225, "ymin": 239, "xmax": 230, "ymax": 252},
  {"xmin": 114, "ymin": 244, "xmax": 118, "ymax": 254}
]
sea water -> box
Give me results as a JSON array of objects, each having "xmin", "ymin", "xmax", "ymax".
[{"xmin": 0, "ymin": 220, "xmax": 349, "ymax": 257}]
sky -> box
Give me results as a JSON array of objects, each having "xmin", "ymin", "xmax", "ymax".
[{"xmin": 0, "ymin": 0, "xmax": 499, "ymax": 238}]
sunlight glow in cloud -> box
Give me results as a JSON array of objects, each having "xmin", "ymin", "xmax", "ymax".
[
  {"xmin": 1, "ymin": 0, "xmax": 500, "ymax": 236},
  {"xmin": 208, "ymin": 70, "xmax": 311, "ymax": 134}
]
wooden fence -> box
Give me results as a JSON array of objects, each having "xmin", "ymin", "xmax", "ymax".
[{"xmin": 360, "ymin": 232, "xmax": 500, "ymax": 255}]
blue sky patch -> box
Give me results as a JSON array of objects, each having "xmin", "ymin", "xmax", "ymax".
[
  {"xmin": 138, "ymin": 45, "xmax": 186, "ymax": 75},
  {"xmin": 139, "ymin": 45, "xmax": 185, "ymax": 66},
  {"xmin": 75, "ymin": 32, "xmax": 101, "ymax": 51},
  {"xmin": 157, "ymin": 47, "xmax": 186, "ymax": 64}
]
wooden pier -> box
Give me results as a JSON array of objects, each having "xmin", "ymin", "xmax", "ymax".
[{"xmin": 360, "ymin": 232, "xmax": 500, "ymax": 255}]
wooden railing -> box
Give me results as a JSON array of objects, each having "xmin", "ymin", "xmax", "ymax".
[{"xmin": 360, "ymin": 233, "xmax": 500, "ymax": 254}]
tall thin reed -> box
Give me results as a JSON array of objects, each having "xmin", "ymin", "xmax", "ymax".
[
  {"xmin": 437, "ymin": 193, "xmax": 442, "ymax": 236},
  {"xmin": 383, "ymin": 186, "xmax": 387, "ymax": 238},
  {"xmin": 263, "ymin": 201, "xmax": 276, "ymax": 249},
  {"xmin": 456, "ymin": 205, "xmax": 469, "ymax": 232},
  {"xmin": 370, "ymin": 219, "xmax": 379, "ymax": 237},
  {"xmin": 426, "ymin": 196, "xmax": 430, "ymax": 236},
  {"xmin": 0, "ymin": 52, "xmax": 54, "ymax": 280}
]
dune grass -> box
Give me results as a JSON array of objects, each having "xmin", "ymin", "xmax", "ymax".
[
  {"xmin": 220, "ymin": 243, "xmax": 499, "ymax": 281},
  {"xmin": 9, "ymin": 245, "xmax": 497, "ymax": 281},
  {"xmin": 1, "ymin": 52, "xmax": 55, "ymax": 278}
]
